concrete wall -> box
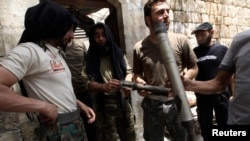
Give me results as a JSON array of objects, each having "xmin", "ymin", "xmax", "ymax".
[
  {"xmin": 0, "ymin": 0, "xmax": 39, "ymax": 55},
  {"xmin": 0, "ymin": 0, "xmax": 250, "ymax": 140}
]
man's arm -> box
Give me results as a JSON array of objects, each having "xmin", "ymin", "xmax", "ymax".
[
  {"xmin": 88, "ymin": 79, "xmax": 121, "ymax": 94},
  {"xmin": 77, "ymin": 100, "xmax": 95, "ymax": 124},
  {"xmin": 0, "ymin": 66, "xmax": 58, "ymax": 124},
  {"xmin": 184, "ymin": 63, "xmax": 198, "ymax": 80},
  {"xmin": 183, "ymin": 70, "xmax": 233, "ymax": 94},
  {"xmin": 88, "ymin": 81, "xmax": 107, "ymax": 92}
]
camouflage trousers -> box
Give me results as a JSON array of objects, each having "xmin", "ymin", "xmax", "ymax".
[
  {"xmin": 94, "ymin": 95, "xmax": 136, "ymax": 141},
  {"xmin": 141, "ymin": 97, "xmax": 187, "ymax": 141},
  {"xmin": 36, "ymin": 118, "xmax": 88, "ymax": 141}
]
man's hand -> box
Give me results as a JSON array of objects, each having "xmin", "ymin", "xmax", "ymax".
[
  {"xmin": 181, "ymin": 75, "xmax": 192, "ymax": 91},
  {"xmin": 135, "ymin": 77, "xmax": 150, "ymax": 97},
  {"xmin": 39, "ymin": 102, "xmax": 58, "ymax": 125},
  {"xmin": 77, "ymin": 100, "xmax": 96, "ymax": 124},
  {"xmin": 104, "ymin": 79, "xmax": 121, "ymax": 93}
]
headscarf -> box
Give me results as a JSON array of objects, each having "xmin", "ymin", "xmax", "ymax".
[
  {"xmin": 86, "ymin": 22, "xmax": 127, "ymax": 113},
  {"xmin": 86, "ymin": 22, "xmax": 126, "ymax": 82},
  {"xmin": 18, "ymin": 0, "xmax": 79, "ymax": 44}
]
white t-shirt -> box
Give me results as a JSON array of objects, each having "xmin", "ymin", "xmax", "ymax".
[{"xmin": 0, "ymin": 42, "xmax": 77, "ymax": 114}]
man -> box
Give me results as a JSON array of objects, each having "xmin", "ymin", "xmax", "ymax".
[
  {"xmin": 183, "ymin": 29, "xmax": 250, "ymax": 125},
  {"xmin": 133, "ymin": 0, "xmax": 198, "ymax": 141},
  {"xmin": 0, "ymin": 1, "xmax": 95, "ymax": 140},
  {"xmin": 65, "ymin": 39, "xmax": 97, "ymax": 141},
  {"xmin": 191, "ymin": 22, "xmax": 231, "ymax": 141},
  {"xmin": 86, "ymin": 22, "xmax": 136, "ymax": 141}
]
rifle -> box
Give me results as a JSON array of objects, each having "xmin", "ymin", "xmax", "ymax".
[{"xmin": 120, "ymin": 81, "xmax": 170, "ymax": 95}]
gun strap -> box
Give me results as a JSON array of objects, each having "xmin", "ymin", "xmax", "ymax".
[{"xmin": 19, "ymin": 80, "xmax": 36, "ymax": 121}]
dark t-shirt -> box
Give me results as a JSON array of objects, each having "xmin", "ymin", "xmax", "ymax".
[{"xmin": 193, "ymin": 44, "xmax": 228, "ymax": 81}]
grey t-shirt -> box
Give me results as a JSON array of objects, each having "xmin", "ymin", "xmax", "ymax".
[{"xmin": 219, "ymin": 29, "xmax": 250, "ymax": 124}]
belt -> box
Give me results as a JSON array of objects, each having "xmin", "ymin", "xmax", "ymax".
[
  {"xmin": 57, "ymin": 110, "xmax": 79, "ymax": 125},
  {"xmin": 146, "ymin": 95, "xmax": 175, "ymax": 102}
]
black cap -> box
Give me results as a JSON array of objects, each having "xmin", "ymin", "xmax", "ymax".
[{"xmin": 191, "ymin": 22, "xmax": 213, "ymax": 34}]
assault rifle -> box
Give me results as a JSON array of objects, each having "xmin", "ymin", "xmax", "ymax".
[{"xmin": 120, "ymin": 81, "xmax": 170, "ymax": 95}]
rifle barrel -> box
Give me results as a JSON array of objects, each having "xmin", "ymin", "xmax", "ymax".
[{"xmin": 121, "ymin": 81, "xmax": 170, "ymax": 95}]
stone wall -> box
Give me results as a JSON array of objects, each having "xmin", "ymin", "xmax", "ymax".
[
  {"xmin": 0, "ymin": 0, "xmax": 250, "ymax": 141},
  {"xmin": 118, "ymin": 0, "xmax": 250, "ymax": 63}
]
